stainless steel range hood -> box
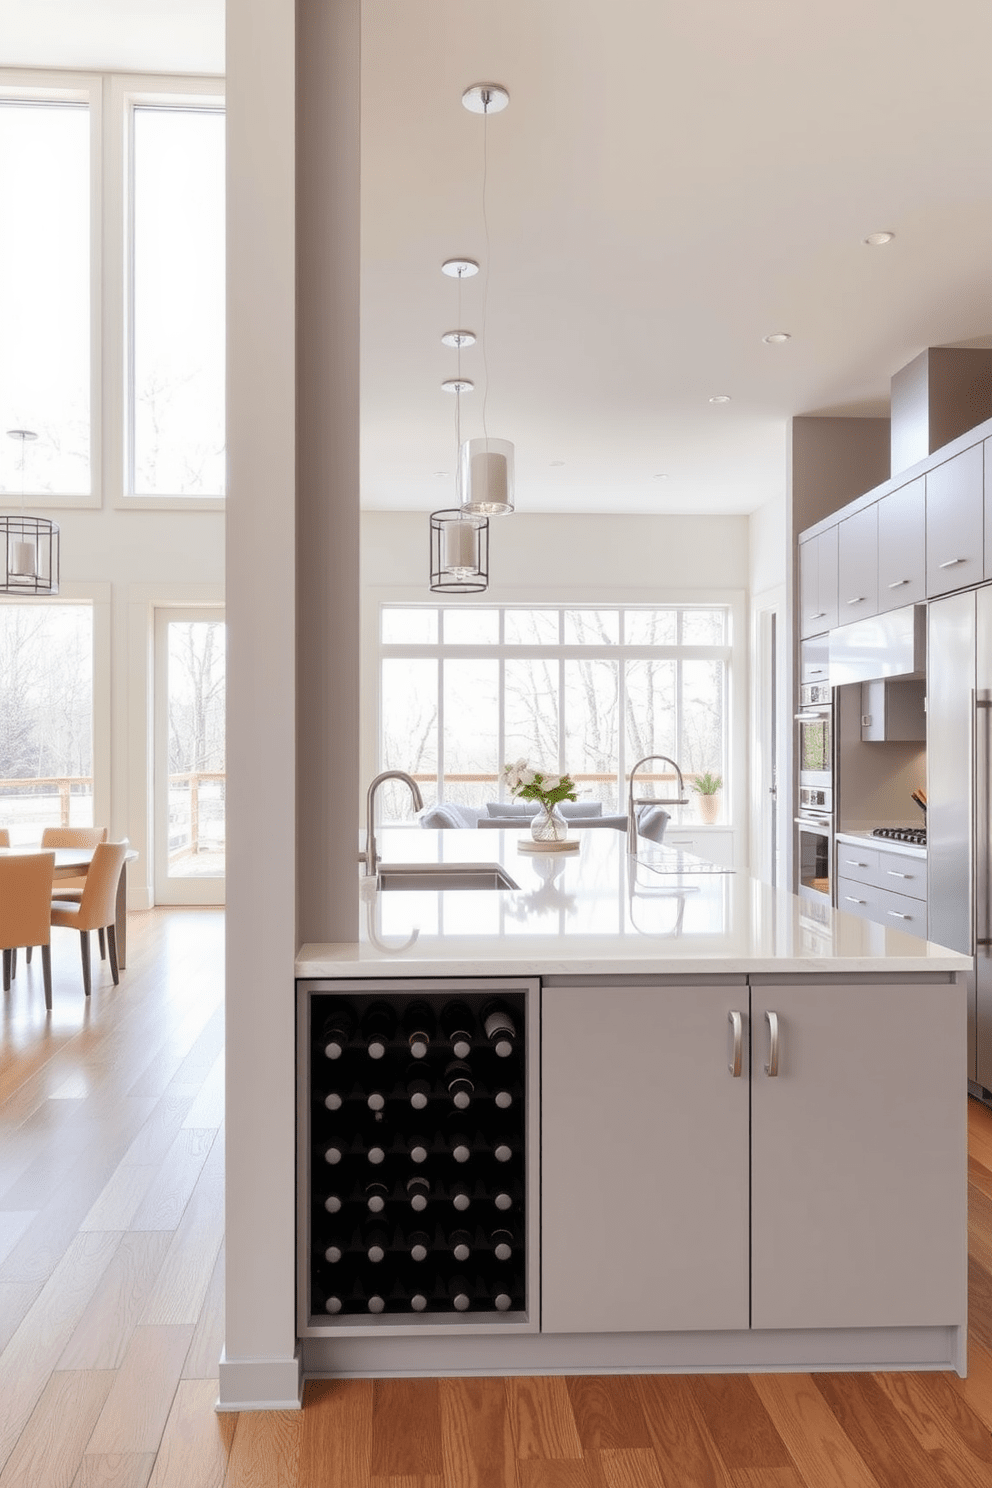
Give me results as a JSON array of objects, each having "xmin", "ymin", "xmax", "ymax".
[{"xmin": 828, "ymin": 604, "xmax": 926, "ymax": 686}]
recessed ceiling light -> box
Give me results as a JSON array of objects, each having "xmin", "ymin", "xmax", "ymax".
[
  {"xmin": 863, "ymin": 231, "xmax": 895, "ymax": 246},
  {"xmin": 441, "ymin": 259, "xmax": 479, "ymax": 278},
  {"xmin": 709, "ymin": 395, "xmax": 731, "ymax": 404},
  {"xmin": 462, "ymin": 84, "xmax": 510, "ymax": 115},
  {"xmin": 762, "ymin": 332, "xmax": 791, "ymax": 344},
  {"xmin": 549, "ymin": 460, "xmax": 565, "ymax": 468},
  {"xmin": 441, "ymin": 378, "xmax": 474, "ymax": 394},
  {"xmin": 441, "ymin": 329, "xmax": 476, "ymax": 348}
]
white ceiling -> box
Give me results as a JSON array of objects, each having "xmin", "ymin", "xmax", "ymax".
[{"xmin": 4, "ymin": 0, "xmax": 992, "ymax": 516}]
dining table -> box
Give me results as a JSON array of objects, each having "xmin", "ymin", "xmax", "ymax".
[{"xmin": 0, "ymin": 844, "xmax": 137, "ymax": 970}]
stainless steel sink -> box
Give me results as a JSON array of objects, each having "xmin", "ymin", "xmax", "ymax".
[{"xmin": 377, "ymin": 863, "xmax": 519, "ymax": 892}]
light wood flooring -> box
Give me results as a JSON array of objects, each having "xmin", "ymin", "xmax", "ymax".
[{"xmin": 4, "ymin": 909, "xmax": 992, "ymax": 1486}]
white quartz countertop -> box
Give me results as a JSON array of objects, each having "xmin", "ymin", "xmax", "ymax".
[{"xmin": 296, "ymin": 828, "xmax": 968, "ymax": 978}]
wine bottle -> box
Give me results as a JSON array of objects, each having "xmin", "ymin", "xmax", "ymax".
[
  {"xmin": 493, "ymin": 1189, "xmax": 513, "ymax": 1212},
  {"xmin": 444, "ymin": 1059, "xmax": 475, "ymax": 1110},
  {"xmin": 448, "ymin": 1273, "xmax": 472, "ymax": 1311},
  {"xmin": 366, "ymin": 1139, "xmax": 387, "ymax": 1167},
  {"xmin": 410, "ymin": 1290, "xmax": 429, "ymax": 1312},
  {"xmin": 407, "ymin": 1132, "xmax": 431, "ymax": 1164},
  {"xmin": 364, "ymin": 1223, "xmax": 390, "ymax": 1264},
  {"xmin": 451, "ymin": 1182, "xmax": 472, "ymax": 1212},
  {"xmin": 494, "ymin": 1084, "xmax": 513, "ymax": 1111},
  {"xmin": 323, "ymin": 1089, "xmax": 344, "ymax": 1112},
  {"xmin": 361, "ymin": 1000, "xmax": 397, "ymax": 1059},
  {"xmin": 403, "ymin": 1001, "xmax": 436, "ymax": 1059},
  {"xmin": 364, "ymin": 1180, "xmax": 389, "ymax": 1214},
  {"xmin": 367, "ymin": 1292, "xmax": 386, "ymax": 1314},
  {"xmin": 324, "ymin": 1240, "xmax": 344, "ymax": 1264},
  {"xmin": 324, "ymin": 1293, "xmax": 344, "ymax": 1314},
  {"xmin": 480, "ymin": 999, "xmax": 517, "ymax": 1057},
  {"xmin": 320, "ymin": 1003, "xmax": 355, "ymax": 1060},
  {"xmin": 405, "ymin": 1061, "xmax": 433, "ymax": 1111},
  {"xmin": 440, "ymin": 1000, "xmax": 475, "ymax": 1059},
  {"xmin": 493, "ymin": 1137, "xmax": 514, "ymax": 1164},
  {"xmin": 449, "ymin": 1227, "xmax": 473, "ymax": 1263},
  {"xmin": 408, "ymin": 1228, "xmax": 432, "ymax": 1263},
  {"xmin": 447, "ymin": 1127, "xmax": 472, "ymax": 1165},
  {"xmin": 323, "ymin": 1140, "xmax": 346, "ymax": 1167},
  {"xmin": 490, "ymin": 1227, "xmax": 514, "ymax": 1262},
  {"xmin": 406, "ymin": 1174, "xmax": 430, "ymax": 1212},
  {"xmin": 323, "ymin": 1191, "xmax": 343, "ymax": 1214},
  {"xmin": 366, "ymin": 1086, "xmax": 388, "ymax": 1114},
  {"xmin": 494, "ymin": 1289, "xmax": 513, "ymax": 1312}
]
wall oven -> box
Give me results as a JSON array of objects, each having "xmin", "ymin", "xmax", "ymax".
[
  {"xmin": 795, "ymin": 799, "xmax": 833, "ymax": 909},
  {"xmin": 796, "ymin": 682, "xmax": 832, "ymax": 791}
]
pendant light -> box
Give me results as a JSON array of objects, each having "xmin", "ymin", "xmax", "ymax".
[
  {"xmin": 430, "ymin": 273, "xmax": 489, "ymax": 593},
  {"xmin": 458, "ymin": 84, "xmax": 515, "ymax": 517},
  {"xmin": 1, "ymin": 430, "xmax": 60, "ymax": 595}
]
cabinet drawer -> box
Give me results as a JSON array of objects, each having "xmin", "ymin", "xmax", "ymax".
[
  {"xmin": 836, "ymin": 847, "xmax": 880, "ymax": 885},
  {"xmin": 837, "ymin": 876, "xmax": 876, "ymax": 920},
  {"xmin": 873, "ymin": 850, "xmax": 927, "ymax": 901},
  {"xmin": 665, "ymin": 830, "xmax": 734, "ymax": 868},
  {"xmin": 873, "ymin": 886, "xmax": 928, "ymax": 936}
]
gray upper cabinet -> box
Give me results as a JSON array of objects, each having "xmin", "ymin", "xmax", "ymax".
[
  {"xmin": 799, "ymin": 526, "xmax": 839, "ymax": 638},
  {"xmin": 838, "ymin": 505, "xmax": 878, "ymax": 621},
  {"xmin": 926, "ymin": 443, "xmax": 984, "ymax": 597},
  {"xmin": 877, "ymin": 477, "xmax": 925, "ymax": 610},
  {"xmin": 985, "ymin": 439, "xmax": 992, "ymax": 580}
]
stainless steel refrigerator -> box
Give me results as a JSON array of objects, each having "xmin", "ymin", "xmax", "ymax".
[{"xmin": 928, "ymin": 588, "xmax": 992, "ymax": 1094}]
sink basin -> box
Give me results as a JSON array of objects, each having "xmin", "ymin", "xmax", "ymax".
[{"xmin": 377, "ymin": 863, "xmax": 519, "ymax": 892}]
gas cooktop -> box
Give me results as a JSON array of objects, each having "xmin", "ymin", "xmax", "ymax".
[{"xmin": 872, "ymin": 826, "xmax": 927, "ymax": 846}]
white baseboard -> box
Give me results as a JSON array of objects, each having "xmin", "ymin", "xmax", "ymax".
[{"xmin": 217, "ymin": 1349, "xmax": 303, "ymax": 1411}]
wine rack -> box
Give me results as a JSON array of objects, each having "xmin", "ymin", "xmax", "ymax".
[{"xmin": 298, "ymin": 978, "xmax": 538, "ymax": 1333}]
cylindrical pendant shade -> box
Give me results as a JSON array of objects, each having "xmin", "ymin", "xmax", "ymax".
[
  {"xmin": 430, "ymin": 509, "xmax": 489, "ymax": 593},
  {"xmin": 0, "ymin": 515, "xmax": 60, "ymax": 595},
  {"xmin": 459, "ymin": 437, "xmax": 514, "ymax": 515}
]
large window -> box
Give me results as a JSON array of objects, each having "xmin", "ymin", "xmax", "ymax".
[
  {"xmin": 0, "ymin": 100, "xmax": 90, "ymax": 496},
  {"xmin": 0, "ymin": 73, "xmax": 225, "ymax": 506},
  {"xmin": 379, "ymin": 605, "xmax": 731, "ymax": 821},
  {"xmin": 0, "ymin": 602, "xmax": 93, "ymax": 841}
]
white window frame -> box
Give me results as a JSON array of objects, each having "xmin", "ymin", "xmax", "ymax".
[
  {"xmin": 378, "ymin": 602, "xmax": 737, "ymax": 821},
  {"xmin": 0, "ymin": 69, "xmax": 224, "ymax": 513}
]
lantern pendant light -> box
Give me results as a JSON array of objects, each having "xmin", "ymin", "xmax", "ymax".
[{"xmin": 1, "ymin": 430, "xmax": 60, "ymax": 595}]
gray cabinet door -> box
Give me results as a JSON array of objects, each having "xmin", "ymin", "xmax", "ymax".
[
  {"xmin": 926, "ymin": 443, "xmax": 984, "ymax": 597},
  {"xmin": 750, "ymin": 980, "xmax": 967, "ymax": 1331},
  {"xmin": 985, "ymin": 439, "xmax": 992, "ymax": 580},
  {"xmin": 541, "ymin": 982, "xmax": 749, "ymax": 1334},
  {"xmin": 800, "ymin": 529, "xmax": 839, "ymax": 637},
  {"xmin": 838, "ymin": 505, "xmax": 878, "ymax": 621},
  {"xmin": 877, "ymin": 477, "xmax": 925, "ymax": 609},
  {"xmin": 816, "ymin": 526, "xmax": 839, "ymax": 632}
]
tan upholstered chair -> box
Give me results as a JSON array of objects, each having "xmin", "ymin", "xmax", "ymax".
[
  {"xmin": 51, "ymin": 841, "xmax": 128, "ymax": 997},
  {"xmin": 39, "ymin": 826, "xmax": 110, "ymax": 959},
  {"xmin": 0, "ymin": 829, "xmax": 9, "ymax": 847},
  {"xmin": 0, "ymin": 851, "xmax": 54, "ymax": 1010}
]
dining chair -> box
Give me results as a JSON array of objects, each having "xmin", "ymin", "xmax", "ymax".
[
  {"xmin": 51, "ymin": 840, "xmax": 128, "ymax": 997},
  {"xmin": 39, "ymin": 826, "xmax": 110, "ymax": 959},
  {"xmin": 0, "ymin": 851, "xmax": 55, "ymax": 1010}
]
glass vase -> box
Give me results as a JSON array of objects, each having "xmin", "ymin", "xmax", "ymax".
[{"xmin": 530, "ymin": 802, "xmax": 568, "ymax": 844}]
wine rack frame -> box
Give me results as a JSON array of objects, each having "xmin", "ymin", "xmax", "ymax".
[{"xmin": 297, "ymin": 976, "xmax": 540, "ymax": 1337}]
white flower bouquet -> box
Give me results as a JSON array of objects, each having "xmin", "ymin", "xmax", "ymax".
[{"xmin": 502, "ymin": 759, "xmax": 578, "ymax": 810}]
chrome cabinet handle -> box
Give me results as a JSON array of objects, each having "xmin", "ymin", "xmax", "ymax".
[
  {"xmin": 886, "ymin": 870, "xmax": 910, "ymax": 879},
  {"xmin": 846, "ymin": 596, "xmax": 865, "ymax": 605},
  {"xmin": 765, "ymin": 1011, "xmax": 780, "ymax": 1077},
  {"xmin": 939, "ymin": 557, "xmax": 966, "ymax": 569},
  {"xmin": 843, "ymin": 858, "xmax": 868, "ymax": 866},
  {"xmin": 812, "ymin": 610, "xmax": 827, "ymax": 619},
  {"xmin": 728, "ymin": 1010, "xmax": 743, "ymax": 1077},
  {"xmin": 887, "ymin": 910, "xmax": 911, "ymax": 920},
  {"xmin": 887, "ymin": 578, "xmax": 909, "ymax": 588}
]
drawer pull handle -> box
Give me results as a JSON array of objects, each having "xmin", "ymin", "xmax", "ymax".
[
  {"xmin": 844, "ymin": 859, "xmax": 867, "ymax": 867},
  {"xmin": 844, "ymin": 895, "xmax": 866, "ymax": 904},
  {"xmin": 886, "ymin": 870, "xmax": 910, "ymax": 879},
  {"xmin": 939, "ymin": 557, "xmax": 967, "ymax": 569},
  {"xmin": 887, "ymin": 910, "xmax": 912, "ymax": 920},
  {"xmin": 846, "ymin": 596, "xmax": 866, "ymax": 605},
  {"xmin": 812, "ymin": 610, "xmax": 827, "ymax": 619},
  {"xmin": 887, "ymin": 578, "xmax": 909, "ymax": 588},
  {"xmin": 765, "ymin": 1010, "xmax": 780, "ymax": 1078},
  {"xmin": 728, "ymin": 1010, "xmax": 743, "ymax": 1078}
]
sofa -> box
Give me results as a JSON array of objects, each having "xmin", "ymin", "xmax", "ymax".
[{"xmin": 418, "ymin": 799, "xmax": 670, "ymax": 842}]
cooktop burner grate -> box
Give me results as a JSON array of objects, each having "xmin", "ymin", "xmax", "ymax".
[{"xmin": 872, "ymin": 826, "xmax": 927, "ymax": 846}]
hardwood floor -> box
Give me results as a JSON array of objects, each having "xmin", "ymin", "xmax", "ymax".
[{"xmin": 3, "ymin": 910, "xmax": 992, "ymax": 1486}]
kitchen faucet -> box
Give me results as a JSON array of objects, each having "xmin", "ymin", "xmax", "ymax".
[
  {"xmin": 364, "ymin": 770, "xmax": 424, "ymax": 876},
  {"xmin": 626, "ymin": 754, "xmax": 689, "ymax": 861}
]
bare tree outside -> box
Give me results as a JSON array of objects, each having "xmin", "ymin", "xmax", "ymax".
[
  {"xmin": 166, "ymin": 620, "xmax": 226, "ymax": 872},
  {"xmin": 0, "ymin": 603, "xmax": 93, "ymax": 839}
]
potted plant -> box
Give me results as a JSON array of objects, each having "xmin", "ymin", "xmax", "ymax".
[{"xmin": 691, "ymin": 771, "xmax": 723, "ymax": 824}]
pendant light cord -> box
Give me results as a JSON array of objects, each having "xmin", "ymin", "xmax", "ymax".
[{"xmin": 480, "ymin": 101, "xmax": 492, "ymax": 447}]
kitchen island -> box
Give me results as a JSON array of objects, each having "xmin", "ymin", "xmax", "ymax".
[{"xmin": 297, "ymin": 828, "xmax": 970, "ymax": 1379}]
